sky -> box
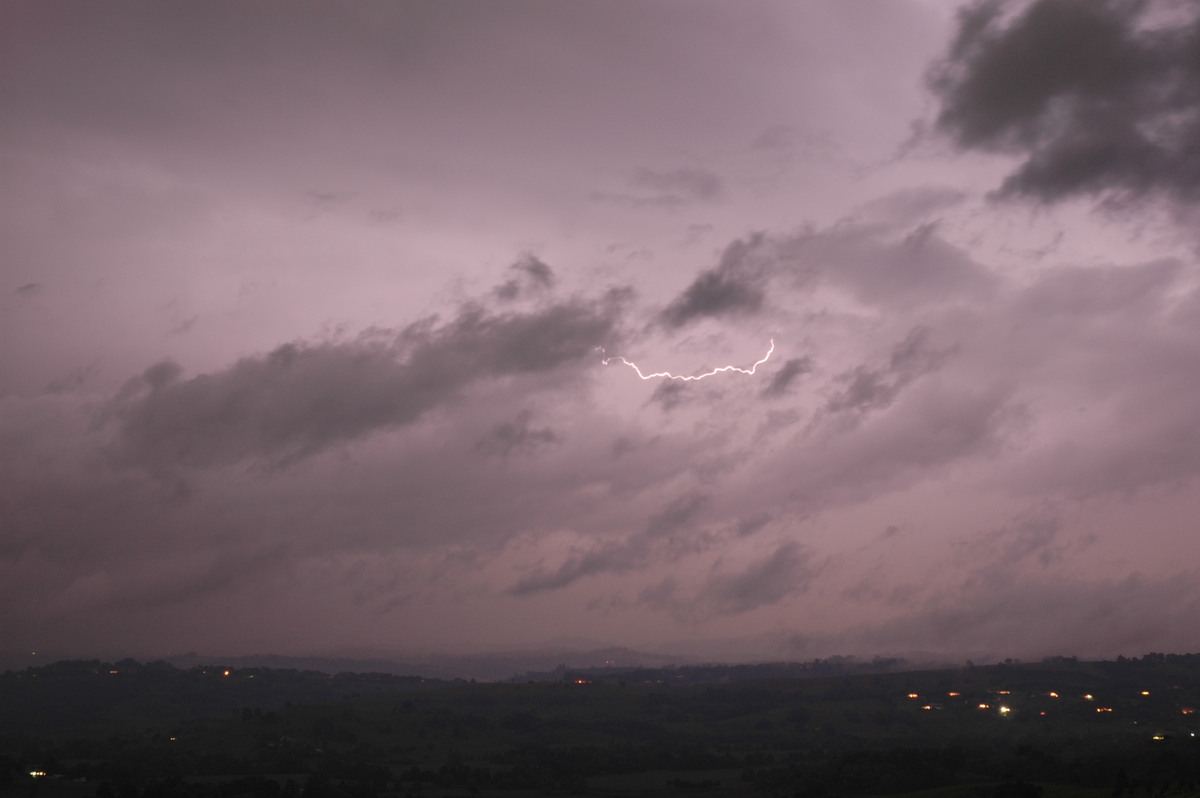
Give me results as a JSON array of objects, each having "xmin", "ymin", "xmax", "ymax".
[{"xmin": 3, "ymin": 0, "xmax": 1200, "ymax": 666}]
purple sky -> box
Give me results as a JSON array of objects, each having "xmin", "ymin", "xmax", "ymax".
[{"xmin": 4, "ymin": 0, "xmax": 1200, "ymax": 665}]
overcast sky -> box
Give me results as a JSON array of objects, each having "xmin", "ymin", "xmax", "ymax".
[{"xmin": 4, "ymin": 0, "xmax": 1200, "ymax": 665}]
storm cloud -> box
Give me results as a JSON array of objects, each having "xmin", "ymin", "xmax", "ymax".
[
  {"xmin": 762, "ymin": 357, "xmax": 812, "ymax": 397},
  {"xmin": 493, "ymin": 254, "xmax": 556, "ymax": 302},
  {"xmin": 509, "ymin": 494, "xmax": 710, "ymax": 597},
  {"xmin": 106, "ymin": 296, "xmax": 622, "ymax": 470},
  {"xmin": 659, "ymin": 234, "xmax": 769, "ymax": 328},
  {"xmin": 4, "ymin": 1, "xmax": 1200, "ymax": 666},
  {"xmin": 707, "ymin": 542, "xmax": 813, "ymax": 614},
  {"xmin": 931, "ymin": 0, "xmax": 1200, "ymax": 204}
]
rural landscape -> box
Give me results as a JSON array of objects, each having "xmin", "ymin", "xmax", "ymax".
[
  {"xmin": 6, "ymin": 2, "xmax": 1200, "ymax": 797},
  {"xmin": 4, "ymin": 653, "xmax": 1199, "ymax": 798}
]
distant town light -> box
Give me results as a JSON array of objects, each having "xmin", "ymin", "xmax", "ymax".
[
  {"xmin": 1083, "ymin": 694, "xmax": 1094, "ymax": 700},
  {"xmin": 223, "ymin": 670, "xmax": 231, "ymax": 677},
  {"xmin": 1140, "ymin": 691, "xmax": 1151, "ymax": 696},
  {"xmin": 29, "ymin": 772, "xmax": 46, "ymax": 779},
  {"xmin": 998, "ymin": 706, "xmax": 1011, "ymax": 715},
  {"xmin": 1096, "ymin": 707, "xmax": 1113, "ymax": 713},
  {"xmin": 907, "ymin": 693, "xmax": 919, "ymax": 699},
  {"xmin": 947, "ymin": 691, "xmax": 960, "ymax": 697},
  {"xmin": 1048, "ymin": 692, "xmax": 1059, "ymax": 698},
  {"xmin": 978, "ymin": 703, "xmax": 990, "ymax": 709}
]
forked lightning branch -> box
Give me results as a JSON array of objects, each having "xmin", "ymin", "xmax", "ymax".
[{"xmin": 600, "ymin": 339, "xmax": 775, "ymax": 381}]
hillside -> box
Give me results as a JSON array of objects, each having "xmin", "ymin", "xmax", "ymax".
[{"xmin": 2, "ymin": 653, "xmax": 1198, "ymax": 797}]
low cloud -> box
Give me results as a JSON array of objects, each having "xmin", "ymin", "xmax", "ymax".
[
  {"xmin": 509, "ymin": 494, "xmax": 708, "ymax": 596},
  {"xmin": 648, "ymin": 380, "xmax": 689, "ymax": 412},
  {"xmin": 826, "ymin": 327, "xmax": 954, "ymax": 416},
  {"xmin": 630, "ymin": 166, "xmax": 723, "ymax": 202},
  {"xmin": 777, "ymin": 221, "xmax": 998, "ymax": 308},
  {"xmin": 707, "ymin": 542, "xmax": 812, "ymax": 614},
  {"xmin": 762, "ymin": 357, "xmax": 812, "ymax": 397},
  {"xmin": 816, "ymin": 571, "xmax": 1200, "ymax": 662},
  {"xmin": 852, "ymin": 186, "xmax": 969, "ymax": 227},
  {"xmin": 474, "ymin": 410, "xmax": 561, "ymax": 457},
  {"xmin": 775, "ymin": 382, "xmax": 1018, "ymax": 513},
  {"xmin": 591, "ymin": 167, "xmax": 724, "ymax": 210}
]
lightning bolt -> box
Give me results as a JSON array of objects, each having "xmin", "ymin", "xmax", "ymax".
[{"xmin": 600, "ymin": 339, "xmax": 775, "ymax": 381}]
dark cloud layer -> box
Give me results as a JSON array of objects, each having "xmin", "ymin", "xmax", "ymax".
[
  {"xmin": 708, "ymin": 542, "xmax": 812, "ymax": 614},
  {"xmin": 779, "ymin": 220, "xmax": 997, "ymax": 307},
  {"xmin": 931, "ymin": 0, "xmax": 1200, "ymax": 203},
  {"xmin": 474, "ymin": 410, "xmax": 561, "ymax": 457},
  {"xmin": 5, "ymin": 1, "xmax": 1200, "ymax": 664},
  {"xmin": 509, "ymin": 494, "xmax": 708, "ymax": 596},
  {"xmin": 826, "ymin": 327, "xmax": 953, "ymax": 416},
  {"xmin": 493, "ymin": 254, "xmax": 556, "ymax": 302},
  {"xmin": 762, "ymin": 357, "xmax": 812, "ymax": 397},
  {"xmin": 660, "ymin": 233, "xmax": 768, "ymax": 327},
  {"xmin": 788, "ymin": 570, "xmax": 1200, "ymax": 662},
  {"xmin": 109, "ymin": 296, "xmax": 621, "ymax": 470}
]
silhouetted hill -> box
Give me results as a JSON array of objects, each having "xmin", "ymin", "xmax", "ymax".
[
  {"xmin": 2, "ymin": 652, "xmax": 1198, "ymax": 798},
  {"xmin": 0, "ymin": 658, "xmax": 441, "ymax": 735},
  {"xmin": 158, "ymin": 645, "xmax": 686, "ymax": 682}
]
